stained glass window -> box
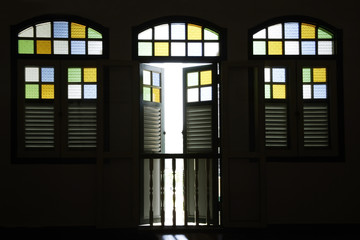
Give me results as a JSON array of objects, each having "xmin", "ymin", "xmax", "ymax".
[
  {"xmin": 264, "ymin": 67, "xmax": 287, "ymax": 99},
  {"xmin": 186, "ymin": 70, "xmax": 213, "ymax": 102},
  {"xmin": 67, "ymin": 67, "xmax": 97, "ymax": 99},
  {"xmin": 142, "ymin": 70, "xmax": 161, "ymax": 103},
  {"xmin": 25, "ymin": 66, "xmax": 55, "ymax": 99},
  {"xmin": 302, "ymin": 67, "xmax": 328, "ymax": 99}
]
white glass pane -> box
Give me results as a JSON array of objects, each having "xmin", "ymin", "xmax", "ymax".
[
  {"xmin": 253, "ymin": 41, "xmax": 266, "ymax": 55},
  {"xmin": 318, "ymin": 41, "xmax": 333, "ymax": 55},
  {"xmin": 25, "ymin": 67, "xmax": 39, "ymax": 82},
  {"xmin": 253, "ymin": 29, "xmax": 266, "ymax": 39},
  {"xmin": 187, "ymin": 42, "xmax": 202, "ymax": 56},
  {"xmin": 88, "ymin": 41, "xmax": 103, "ymax": 55},
  {"xmin": 154, "ymin": 24, "xmax": 169, "ymax": 40},
  {"xmin": 18, "ymin": 27, "xmax": 34, "ymax": 38},
  {"xmin": 138, "ymin": 42, "xmax": 152, "ymax": 56},
  {"xmin": 204, "ymin": 42, "xmax": 219, "ymax": 56},
  {"xmin": 200, "ymin": 86, "xmax": 212, "ymax": 101},
  {"xmin": 268, "ymin": 24, "xmax": 282, "ymax": 39},
  {"xmin": 187, "ymin": 72, "xmax": 199, "ymax": 86},
  {"xmin": 204, "ymin": 28, "xmax": 219, "ymax": 40},
  {"xmin": 187, "ymin": 88, "xmax": 199, "ymax": 102},
  {"xmin": 68, "ymin": 85, "xmax": 82, "ymax": 99},
  {"xmin": 171, "ymin": 23, "xmax": 186, "ymax": 40},
  {"xmin": 303, "ymin": 85, "xmax": 312, "ymax": 99},
  {"xmin": 36, "ymin": 22, "xmax": 51, "ymax": 38},
  {"xmin": 272, "ymin": 68, "xmax": 286, "ymax": 82},
  {"xmin": 143, "ymin": 70, "xmax": 151, "ymax": 85},
  {"xmin": 138, "ymin": 28, "xmax": 153, "ymax": 40},
  {"xmin": 54, "ymin": 40, "xmax": 69, "ymax": 54},
  {"xmin": 284, "ymin": 41, "xmax": 299, "ymax": 55},
  {"xmin": 171, "ymin": 42, "xmax": 186, "ymax": 56},
  {"xmin": 84, "ymin": 85, "xmax": 97, "ymax": 99},
  {"xmin": 264, "ymin": 68, "xmax": 271, "ymax": 82}
]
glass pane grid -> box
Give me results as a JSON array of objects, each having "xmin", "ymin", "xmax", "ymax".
[
  {"xmin": 302, "ymin": 67, "xmax": 328, "ymax": 99},
  {"xmin": 264, "ymin": 67, "xmax": 287, "ymax": 100}
]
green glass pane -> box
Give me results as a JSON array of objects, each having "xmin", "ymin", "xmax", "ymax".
[
  {"xmin": 302, "ymin": 68, "xmax": 311, "ymax": 82},
  {"xmin": 318, "ymin": 27, "xmax": 333, "ymax": 39},
  {"xmin": 88, "ymin": 28, "xmax": 102, "ymax": 39},
  {"xmin": 25, "ymin": 84, "xmax": 39, "ymax": 99},
  {"xmin": 143, "ymin": 87, "xmax": 151, "ymax": 101},
  {"xmin": 18, "ymin": 40, "xmax": 34, "ymax": 54},
  {"xmin": 253, "ymin": 41, "xmax": 266, "ymax": 55},
  {"xmin": 68, "ymin": 68, "xmax": 82, "ymax": 82},
  {"xmin": 138, "ymin": 42, "xmax": 152, "ymax": 56},
  {"xmin": 265, "ymin": 84, "xmax": 271, "ymax": 99}
]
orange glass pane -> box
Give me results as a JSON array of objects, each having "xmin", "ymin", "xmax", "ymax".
[
  {"xmin": 71, "ymin": 23, "xmax": 86, "ymax": 38},
  {"xmin": 313, "ymin": 68, "xmax": 327, "ymax": 82},
  {"xmin": 41, "ymin": 84, "xmax": 54, "ymax": 99},
  {"xmin": 187, "ymin": 24, "xmax": 202, "ymax": 40},
  {"xmin": 154, "ymin": 42, "xmax": 169, "ymax": 56},
  {"xmin": 301, "ymin": 23, "xmax": 315, "ymax": 39},
  {"xmin": 153, "ymin": 88, "xmax": 161, "ymax": 103},
  {"xmin": 200, "ymin": 70, "xmax": 212, "ymax": 85},
  {"xmin": 84, "ymin": 68, "xmax": 97, "ymax": 82},
  {"xmin": 36, "ymin": 40, "xmax": 52, "ymax": 54},
  {"xmin": 268, "ymin": 41, "xmax": 283, "ymax": 55},
  {"xmin": 272, "ymin": 84, "xmax": 286, "ymax": 99}
]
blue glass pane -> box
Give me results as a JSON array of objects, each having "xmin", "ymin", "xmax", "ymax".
[
  {"xmin": 152, "ymin": 72, "xmax": 160, "ymax": 86},
  {"xmin": 272, "ymin": 68, "xmax": 286, "ymax": 82},
  {"xmin": 41, "ymin": 67, "xmax": 54, "ymax": 82},
  {"xmin": 71, "ymin": 41, "xmax": 86, "ymax": 55},
  {"xmin": 301, "ymin": 41, "xmax": 316, "ymax": 55},
  {"xmin": 313, "ymin": 84, "xmax": 327, "ymax": 99},
  {"xmin": 284, "ymin": 22, "xmax": 299, "ymax": 39},
  {"xmin": 84, "ymin": 84, "xmax": 97, "ymax": 99},
  {"xmin": 53, "ymin": 21, "xmax": 69, "ymax": 38}
]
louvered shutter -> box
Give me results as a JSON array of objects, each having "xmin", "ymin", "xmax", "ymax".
[{"xmin": 265, "ymin": 103, "xmax": 288, "ymax": 147}]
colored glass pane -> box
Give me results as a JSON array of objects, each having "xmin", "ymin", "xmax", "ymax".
[
  {"xmin": 272, "ymin": 68, "xmax": 286, "ymax": 83},
  {"xmin": 302, "ymin": 68, "xmax": 311, "ymax": 83},
  {"xmin": 303, "ymin": 85, "xmax": 312, "ymax": 99},
  {"xmin": 18, "ymin": 40, "xmax": 34, "ymax": 54},
  {"xmin": 313, "ymin": 84, "xmax": 327, "ymax": 99},
  {"xmin": 84, "ymin": 85, "xmax": 97, "ymax": 99},
  {"xmin": 25, "ymin": 84, "xmax": 39, "ymax": 99},
  {"xmin": 318, "ymin": 28, "xmax": 333, "ymax": 39},
  {"xmin": 284, "ymin": 41, "xmax": 299, "ymax": 55},
  {"xmin": 204, "ymin": 42, "xmax": 219, "ymax": 56},
  {"xmin": 264, "ymin": 68, "xmax": 271, "ymax": 82},
  {"xmin": 200, "ymin": 70, "xmax": 212, "ymax": 85},
  {"xmin": 71, "ymin": 23, "xmax": 86, "ymax": 38},
  {"xmin": 88, "ymin": 41, "xmax": 103, "ymax": 55},
  {"xmin": 138, "ymin": 42, "xmax": 153, "ymax": 56},
  {"xmin": 171, "ymin": 23, "xmax": 186, "ymax": 40},
  {"xmin": 143, "ymin": 87, "xmax": 151, "ymax": 101},
  {"xmin": 284, "ymin": 22, "xmax": 299, "ymax": 39},
  {"xmin": 68, "ymin": 85, "xmax": 82, "ymax": 99},
  {"xmin": 154, "ymin": 42, "xmax": 169, "ymax": 56},
  {"xmin": 272, "ymin": 85, "xmax": 286, "ymax": 99},
  {"xmin": 154, "ymin": 24, "xmax": 169, "ymax": 40},
  {"xmin": 41, "ymin": 84, "xmax": 54, "ymax": 99},
  {"xmin": 187, "ymin": 24, "xmax": 202, "ymax": 40},
  {"xmin": 84, "ymin": 68, "xmax": 97, "ymax": 82},
  {"xmin": 152, "ymin": 72, "xmax": 160, "ymax": 87},
  {"xmin": 301, "ymin": 23, "xmax": 315, "ymax": 39},
  {"xmin": 18, "ymin": 27, "xmax": 34, "ymax": 38},
  {"xmin": 301, "ymin": 41, "xmax": 316, "ymax": 55},
  {"xmin": 41, "ymin": 68, "xmax": 54, "ymax": 82},
  {"xmin": 204, "ymin": 28, "xmax": 219, "ymax": 40},
  {"xmin": 187, "ymin": 72, "xmax": 199, "ymax": 86},
  {"xmin": 53, "ymin": 21, "xmax": 69, "ymax": 38},
  {"xmin": 36, "ymin": 22, "xmax": 51, "ymax": 38},
  {"xmin": 152, "ymin": 88, "xmax": 160, "ymax": 103},
  {"xmin": 143, "ymin": 70, "xmax": 151, "ymax": 85},
  {"xmin": 187, "ymin": 42, "xmax": 202, "ymax": 56},
  {"xmin": 88, "ymin": 28, "xmax": 102, "ymax": 39},
  {"xmin": 253, "ymin": 41, "xmax": 266, "ymax": 55},
  {"xmin": 71, "ymin": 41, "xmax": 86, "ymax": 55},
  {"xmin": 138, "ymin": 29, "xmax": 153, "ymax": 40},
  {"xmin": 36, "ymin": 40, "xmax": 52, "ymax": 54},
  {"xmin": 53, "ymin": 40, "xmax": 69, "ymax": 54},
  {"xmin": 268, "ymin": 41, "xmax": 283, "ymax": 55},
  {"xmin": 68, "ymin": 68, "xmax": 82, "ymax": 82},
  {"xmin": 313, "ymin": 68, "xmax": 327, "ymax": 82},
  {"xmin": 200, "ymin": 86, "xmax": 212, "ymax": 101},
  {"xmin": 268, "ymin": 24, "xmax": 282, "ymax": 39},
  {"xmin": 171, "ymin": 42, "xmax": 186, "ymax": 56},
  {"xmin": 187, "ymin": 88, "xmax": 199, "ymax": 102},
  {"xmin": 25, "ymin": 67, "xmax": 39, "ymax": 82},
  {"xmin": 318, "ymin": 41, "xmax": 333, "ymax": 55},
  {"xmin": 264, "ymin": 84, "xmax": 271, "ymax": 99},
  {"xmin": 253, "ymin": 29, "xmax": 266, "ymax": 39}
]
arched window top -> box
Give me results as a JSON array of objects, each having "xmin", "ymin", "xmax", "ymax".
[
  {"xmin": 16, "ymin": 16, "xmax": 106, "ymax": 56},
  {"xmin": 134, "ymin": 16, "xmax": 225, "ymax": 59},
  {"xmin": 250, "ymin": 17, "xmax": 338, "ymax": 57}
]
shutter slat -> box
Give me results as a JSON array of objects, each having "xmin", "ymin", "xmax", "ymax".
[
  {"xmin": 143, "ymin": 105, "xmax": 162, "ymax": 152},
  {"xmin": 265, "ymin": 103, "xmax": 287, "ymax": 148},
  {"xmin": 303, "ymin": 103, "xmax": 329, "ymax": 148}
]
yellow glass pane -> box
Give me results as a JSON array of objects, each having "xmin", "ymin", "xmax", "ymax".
[
  {"xmin": 84, "ymin": 68, "xmax": 97, "ymax": 82},
  {"xmin": 301, "ymin": 23, "xmax": 316, "ymax": 39},
  {"xmin": 200, "ymin": 70, "xmax": 212, "ymax": 85},
  {"xmin": 71, "ymin": 23, "xmax": 86, "ymax": 38},
  {"xmin": 154, "ymin": 42, "xmax": 169, "ymax": 56},
  {"xmin": 313, "ymin": 68, "xmax": 327, "ymax": 82},
  {"xmin": 153, "ymin": 88, "xmax": 160, "ymax": 103},
  {"xmin": 272, "ymin": 84, "xmax": 286, "ymax": 99},
  {"xmin": 268, "ymin": 41, "xmax": 283, "ymax": 55},
  {"xmin": 36, "ymin": 40, "xmax": 52, "ymax": 54},
  {"xmin": 41, "ymin": 84, "xmax": 54, "ymax": 99},
  {"xmin": 187, "ymin": 24, "xmax": 202, "ymax": 40}
]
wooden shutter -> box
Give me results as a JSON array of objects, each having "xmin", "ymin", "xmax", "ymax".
[{"xmin": 265, "ymin": 103, "xmax": 288, "ymax": 147}]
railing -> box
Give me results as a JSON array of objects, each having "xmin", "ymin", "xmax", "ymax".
[{"xmin": 140, "ymin": 153, "xmax": 220, "ymax": 227}]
